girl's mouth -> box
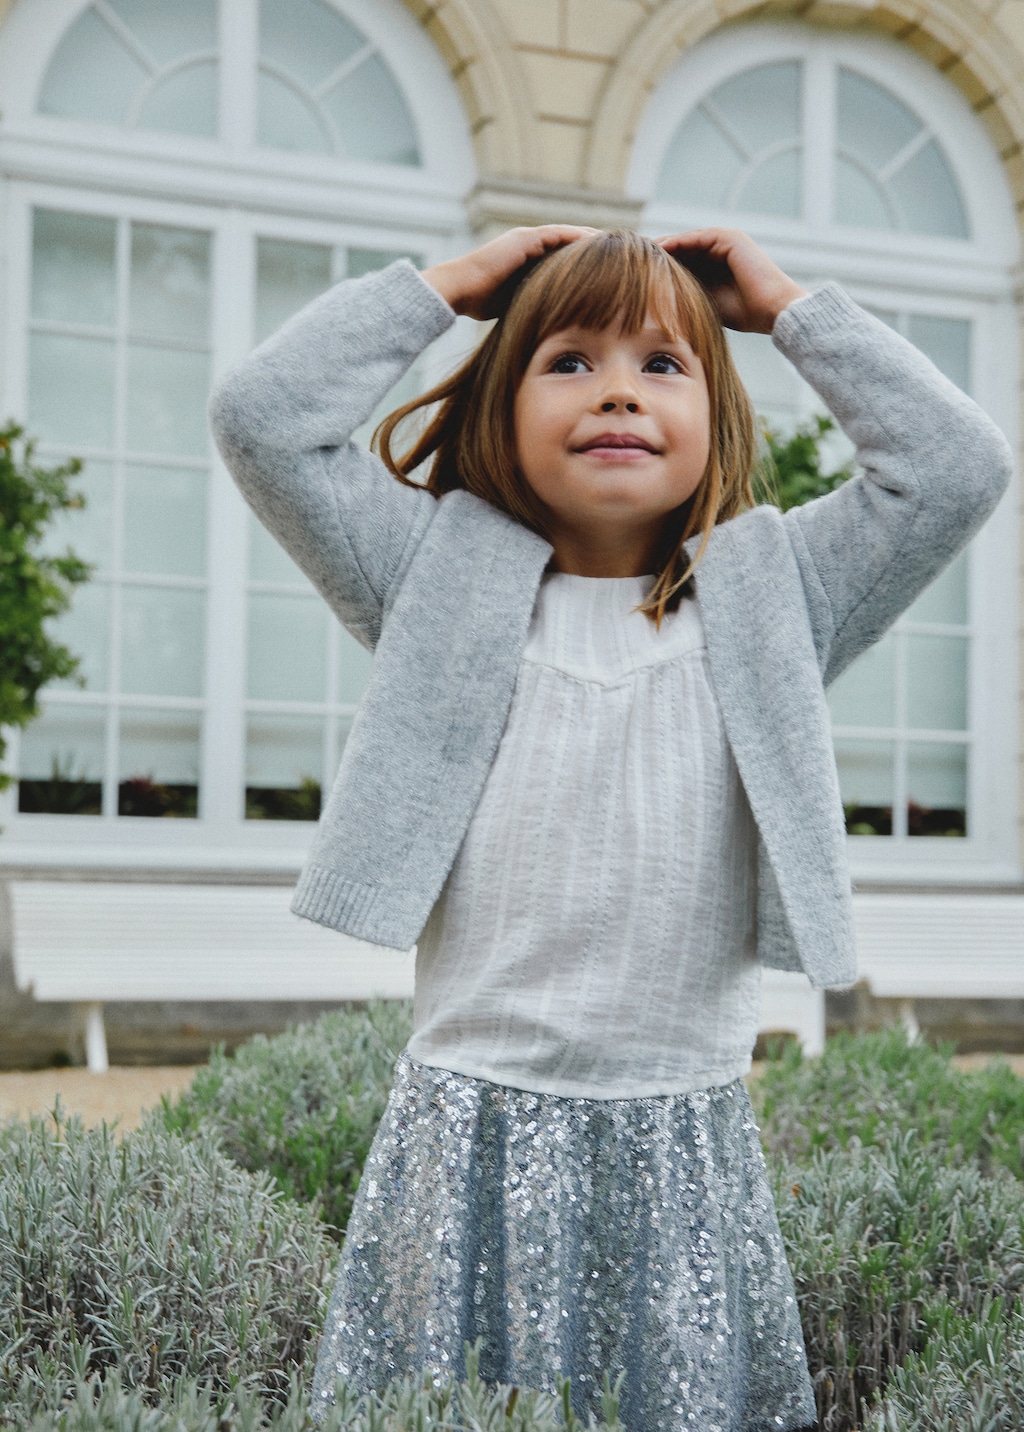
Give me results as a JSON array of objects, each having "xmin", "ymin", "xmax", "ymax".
[{"xmin": 575, "ymin": 433, "xmax": 658, "ymax": 454}]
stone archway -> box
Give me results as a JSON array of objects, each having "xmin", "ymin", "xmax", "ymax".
[{"xmin": 399, "ymin": 0, "xmax": 536, "ymax": 178}]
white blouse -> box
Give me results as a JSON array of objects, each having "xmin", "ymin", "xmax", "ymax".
[{"xmin": 406, "ymin": 571, "xmax": 761, "ymax": 1099}]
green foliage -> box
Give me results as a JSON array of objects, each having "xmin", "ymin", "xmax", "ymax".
[
  {"xmin": 776, "ymin": 1134, "xmax": 1024, "ymax": 1429},
  {"xmin": 154, "ymin": 1002, "xmax": 413, "ymax": 1241},
  {"xmin": 10, "ymin": 1016, "xmax": 1024, "ymax": 1430},
  {"xmin": 753, "ymin": 1027, "xmax": 1024, "ymax": 1179},
  {"xmin": 0, "ymin": 422, "xmax": 90, "ymax": 787},
  {"xmin": 756, "ymin": 413, "xmax": 856, "ymax": 512},
  {"xmin": 2, "ymin": 1345, "xmax": 623, "ymax": 1431},
  {"xmin": 0, "ymin": 1105, "xmax": 336, "ymax": 1409},
  {"xmin": 866, "ymin": 1300, "xmax": 1024, "ymax": 1432}
]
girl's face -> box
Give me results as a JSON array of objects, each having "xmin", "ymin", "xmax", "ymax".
[{"xmin": 513, "ymin": 311, "xmax": 711, "ymax": 559}]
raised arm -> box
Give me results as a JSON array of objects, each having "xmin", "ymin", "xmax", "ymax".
[
  {"xmin": 209, "ymin": 260, "xmax": 455, "ymax": 647},
  {"xmin": 660, "ymin": 227, "xmax": 1013, "ymax": 684},
  {"xmin": 770, "ymin": 287, "xmax": 1012, "ymax": 682}
]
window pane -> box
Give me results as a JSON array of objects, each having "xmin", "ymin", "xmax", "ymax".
[
  {"xmin": 324, "ymin": 54, "xmax": 420, "ymax": 165},
  {"xmin": 39, "ymin": 460, "xmax": 115, "ymax": 570},
  {"xmin": 120, "ymin": 587, "xmax": 205, "ymax": 697},
  {"xmin": 256, "ymin": 238, "xmax": 332, "ymax": 343},
  {"xmin": 32, "ymin": 210, "xmax": 116, "ymax": 326},
  {"xmin": 891, "ymin": 139, "xmax": 969, "ymax": 238},
  {"xmin": 347, "ymin": 247, "xmax": 422, "ymax": 278},
  {"xmin": 906, "ymin": 315, "xmax": 970, "ymax": 392},
  {"xmin": 123, "ymin": 465, "xmax": 207, "ymax": 577},
  {"xmin": 118, "ymin": 707, "xmax": 200, "ymax": 817},
  {"xmin": 137, "ymin": 61, "xmax": 219, "ymax": 139},
  {"xmin": 906, "ymin": 634, "xmax": 968, "ymax": 731},
  {"xmin": 907, "ymin": 742, "xmax": 967, "ymax": 837},
  {"xmin": 258, "ymin": 69, "xmax": 331, "ymax": 152},
  {"xmin": 126, "ymin": 344, "xmax": 211, "ymax": 456},
  {"xmin": 49, "ymin": 583, "xmax": 110, "ymax": 692},
  {"xmin": 733, "ymin": 148, "xmax": 801, "ymax": 219},
  {"xmin": 38, "ymin": 8, "xmax": 144, "ymax": 125},
  {"xmin": 728, "ymin": 332, "xmax": 805, "ymax": 421},
  {"xmin": 260, "ymin": 0, "xmax": 365, "ymax": 90},
  {"xmin": 657, "ymin": 106, "xmax": 741, "ymax": 206},
  {"xmin": 130, "ymin": 226, "xmax": 210, "ymax": 343},
  {"xmin": 106, "ymin": 0, "xmax": 217, "ymax": 64},
  {"xmin": 247, "ymin": 593, "xmax": 326, "ymax": 701},
  {"xmin": 29, "ymin": 334, "xmax": 115, "ymax": 447},
  {"xmin": 837, "ymin": 68, "xmax": 921, "ymax": 172},
  {"xmin": 905, "ymin": 551, "xmax": 968, "ymax": 625},
  {"xmin": 834, "ymin": 738, "xmax": 894, "ymax": 835},
  {"xmin": 827, "ymin": 635, "xmax": 895, "ymax": 727},
  {"xmin": 338, "ymin": 627, "xmax": 373, "ymax": 704},
  {"xmin": 249, "ymin": 514, "xmax": 307, "ymax": 584},
  {"xmin": 835, "ymin": 156, "xmax": 893, "ymax": 230},
  {"xmin": 18, "ymin": 706, "xmax": 104, "ymax": 815},
  {"xmin": 245, "ymin": 714, "xmax": 323, "ymax": 820},
  {"xmin": 711, "ymin": 61, "xmax": 801, "ymax": 153}
]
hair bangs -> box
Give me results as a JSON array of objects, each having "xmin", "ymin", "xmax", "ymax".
[{"xmin": 525, "ymin": 231, "xmax": 711, "ymax": 359}]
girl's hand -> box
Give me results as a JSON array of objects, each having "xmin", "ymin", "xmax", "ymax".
[
  {"xmin": 657, "ymin": 228, "xmax": 807, "ymax": 334},
  {"xmin": 423, "ymin": 226, "xmax": 598, "ymax": 321}
]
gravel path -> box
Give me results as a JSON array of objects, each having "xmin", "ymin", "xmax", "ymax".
[{"xmin": 0, "ymin": 1066, "xmax": 201, "ymax": 1131}]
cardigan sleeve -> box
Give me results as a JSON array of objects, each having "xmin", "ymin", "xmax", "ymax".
[
  {"xmin": 770, "ymin": 283, "xmax": 1014, "ymax": 686},
  {"xmin": 208, "ymin": 260, "xmax": 456, "ymax": 648}
]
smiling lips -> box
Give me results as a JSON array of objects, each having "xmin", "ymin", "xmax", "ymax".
[{"xmin": 575, "ymin": 432, "xmax": 659, "ymax": 455}]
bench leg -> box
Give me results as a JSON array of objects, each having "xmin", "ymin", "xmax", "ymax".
[
  {"xmin": 77, "ymin": 1002, "xmax": 109, "ymax": 1073},
  {"xmin": 896, "ymin": 998, "xmax": 920, "ymax": 1045}
]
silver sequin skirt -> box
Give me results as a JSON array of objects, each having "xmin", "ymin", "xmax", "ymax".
[{"xmin": 312, "ymin": 1054, "xmax": 816, "ymax": 1432}]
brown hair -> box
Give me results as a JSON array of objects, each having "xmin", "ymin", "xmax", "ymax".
[{"xmin": 375, "ymin": 229, "xmax": 758, "ymax": 624}]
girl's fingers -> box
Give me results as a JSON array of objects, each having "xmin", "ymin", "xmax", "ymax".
[
  {"xmin": 426, "ymin": 225, "xmax": 598, "ymax": 318},
  {"xmin": 658, "ymin": 229, "xmax": 806, "ymax": 333}
]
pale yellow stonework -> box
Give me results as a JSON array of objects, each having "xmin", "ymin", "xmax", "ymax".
[
  {"xmin": 516, "ymin": 50, "xmax": 611, "ymax": 123},
  {"xmin": 563, "ymin": 0, "xmax": 647, "ymax": 57},
  {"xmin": 492, "ymin": 0, "xmax": 563, "ymax": 48}
]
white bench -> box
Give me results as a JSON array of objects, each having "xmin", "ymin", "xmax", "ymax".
[
  {"xmin": 852, "ymin": 892, "xmax": 1024, "ymax": 1040},
  {"xmin": 9, "ymin": 881, "xmax": 415, "ymax": 1072},
  {"xmin": 25, "ymin": 881, "xmax": 1013, "ymax": 1073}
]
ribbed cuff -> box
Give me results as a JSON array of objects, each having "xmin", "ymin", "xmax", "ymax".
[{"xmin": 771, "ymin": 280, "xmax": 859, "ymax": 349}]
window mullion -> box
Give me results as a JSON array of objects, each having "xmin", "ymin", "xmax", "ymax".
[
  {"xmin": 892, "ymin": 626, "xmax": 908, "ymax": 838},
  {"xmin": 200, "ymin": 212, "xmax": 254, "ymax": 824},
  {"xmin": 219, "ymin": 0, "xmax": 258, "ymax": 151},
  {"xmin": 803, "ymin": 43, "xmax": 833, "ymax": 232},
  {"xmin": 103, "ymin": 216, "xmax": 132, "ymax": 818}
]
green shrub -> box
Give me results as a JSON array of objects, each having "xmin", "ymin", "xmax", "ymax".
[
  {"xmin": 754, "ymin": 1027, "xmax": 1024, "ymax": 1179},
  {"xmin": 775, "ymin": 1135, "xmax": 1024, "ymax": 1430},
  {"xmin": 155, "ymin": 1002, "xmax": 412, "ymax": 1241},
  {"xmin": 867, "ymin": 1300, "xmax": 1024, "ymax": 1432},
  {"xmin": 3, "ymin": 1347, "xmax": 624, "ymax": 1431},
  {"xmin": 0, "ymin": 1107, "xmax": 336, "ymax": 1408},
  {"xmin": 0, "ymin": 422, "xmax": 90, "ymax": 794}
]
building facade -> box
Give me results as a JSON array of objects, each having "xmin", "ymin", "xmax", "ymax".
[{"xmin": 0, "ymin": 0, "xmax": 1021, "ymax": 1061}]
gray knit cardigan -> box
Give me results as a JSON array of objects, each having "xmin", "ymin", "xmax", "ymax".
[{"xmin": 209, "ymin": 261, "xmax": 1012, "ymax": 989}]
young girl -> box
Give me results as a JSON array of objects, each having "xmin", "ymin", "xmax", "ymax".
[{"xmin": 210, "ymin": 226, "xmax": 1010, "ymax": 1432}]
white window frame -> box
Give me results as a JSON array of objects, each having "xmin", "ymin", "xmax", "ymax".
[
  {"xmin": 0, "ymin": 0, "xmax": 474, "ymax": 874},
  {"xmin": 632, "ymin": 22, "xmax": 1020, "ymax": 884}
]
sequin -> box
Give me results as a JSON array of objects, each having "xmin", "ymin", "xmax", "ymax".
[{"xmin": 312, "ymin": 1055, "xmax": 816, "ymax": 1432}]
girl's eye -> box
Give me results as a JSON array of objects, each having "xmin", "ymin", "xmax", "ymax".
[
  {"xmin": 644, "ymin": 353, "xmax": 684, "ymax": 375},
  {"xmin": 549, "ymin": 353, "xmax": 588, "ymax": 374}
]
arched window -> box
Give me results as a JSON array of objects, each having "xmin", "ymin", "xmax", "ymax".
[
  {"xmin": 0, "ymin": 0, "xmax": 473, "ymax": 871},
  {"xmin": 38, "ymin": 0, "xmax": 420, "ymax": 163},
  {"xmin": 633, "ymin": 24, "xmax": 1019, "ymax": 882}
]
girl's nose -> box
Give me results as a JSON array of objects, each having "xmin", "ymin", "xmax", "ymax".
[{"xmin": 601, "ymin": 399, "xmax": 639, "ymax": 413}]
